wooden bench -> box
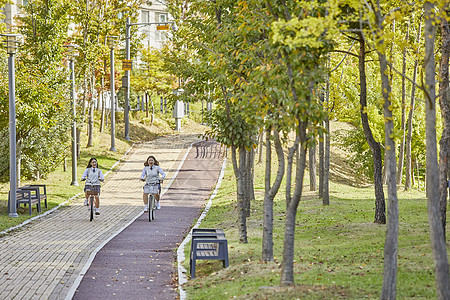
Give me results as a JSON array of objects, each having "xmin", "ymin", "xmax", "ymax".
[
  {"xmin": 190, "ymin": 228, "xmax": 229, "ymax": 278},
  {"xmin": 9, "ymin": 188, "xmax": 41, "ymax": 215}
]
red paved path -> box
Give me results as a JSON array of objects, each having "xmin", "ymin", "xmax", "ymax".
[{"xmin": 72, "ymin": 140, "xmax": 225, "ymax": 299}]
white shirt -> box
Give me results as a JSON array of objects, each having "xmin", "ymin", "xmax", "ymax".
[
  {"xmin": 81, "ymin": 167, "xmax": 105, "ymax": 185},
  {"xmin": 140, "ymin": 165, "xmax": 166, "ymax": 184}
]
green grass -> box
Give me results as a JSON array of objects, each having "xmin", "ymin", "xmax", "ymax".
[{"xmin": 184, "ymin": 150, "xmax": 439, "ymax": 299}]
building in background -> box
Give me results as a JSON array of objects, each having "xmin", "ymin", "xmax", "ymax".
[
  {"xmin": 1, "ymin": 0, "xmax": 172, "ymax": 111},
  {"xmin": 2, "ymin": 0, "xmax": 27, "ymax": 30},
  {"xmin": 2, "ymin": 0, "xmax": 170, "ymax": 51},
  {"xmin": 139, "ymin": 0, "xmax": 170, "ymax": 50}
]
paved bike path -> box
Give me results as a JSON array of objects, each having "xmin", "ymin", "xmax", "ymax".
[
  {"xmin": 71, "ymin": 140, "xmax": 225, "ymax": 299},
  {"xmin": 0, "ymin": 134, "xmax": 206, "ymax": 300}
]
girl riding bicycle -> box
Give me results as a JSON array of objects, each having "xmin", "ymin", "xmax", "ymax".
[
  {"xmin": 81, "ymin": 157, "xmax": 105, "ymax": 215},
  {"xmin": 140, "ymin": 155, "xmax": 166, "ymax": 212}
]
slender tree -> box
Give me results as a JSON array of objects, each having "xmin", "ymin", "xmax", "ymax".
[
  {"xmin": 397, "ymin": 21, "xmax": 409, "ymax": 185},
  {"xmin": 368, "ymin": 1, "xmax": 400, "ymax": 298},
  {"xmin": 405, "ymin": 19, "xmax": 422, "ymax": 191},
  {"xmin": 357, "ymin": 31, "xmax": 386, "ymax": 224},
  {"xmin": 262, "ymin": 125, "xmax": 284, "ymax": 261},
  {"xmin": 424, "ymin": 2, "xmax": 450, "ymax": 298},
  {"xmin": 438, "ymin": 4, "xmax": 450, "ymax": 238}
]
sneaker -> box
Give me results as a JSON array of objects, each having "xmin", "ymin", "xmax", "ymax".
[
  {"xmin": 144, "ymin": 205, "xmax": 149, "ymax": 213},
  {"xmin": 95, "ymin": 211, "xmax": 100, "ymax": 215},
  {"xmin": 84, "ymin": 199, "xmax": 88, "ymax": 206},
  {"xmin": 156, "ymin": 202, "xmax": 161, "ymax": 210}
]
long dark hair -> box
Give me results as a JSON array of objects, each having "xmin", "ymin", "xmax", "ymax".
[
  {"xmin": 86, "ymin": 157, "xmax": 98, "ymax": 168},
  {"xmin": 144, "ymin": 155, "xmax": 159, "ymax": 167}
]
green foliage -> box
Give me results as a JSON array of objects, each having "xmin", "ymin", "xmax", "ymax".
[
  {"xmin": 334, "ymin": 127, "xmax": 378, "ymax": 181},
  {"xmin": 0, "ymin": 50, "xmax": 72, "ymax": 180},
  {"xmin": 132, "ymin": 47, "xmax": 173, "ymax": 96},
  {"xmin": 0, "ymin": 0, "xmax": 76, "ymax": 180},
  {"xmin": 327, "ymin": 2, "xmax": 434, "ymax": 180},
  {"xmin": 18, "ymin": 0, "xmax": 71, "ymax": 71},
  {"xmin": 204, "ymin": 106, "xmax": 257, "ymax": 149}
]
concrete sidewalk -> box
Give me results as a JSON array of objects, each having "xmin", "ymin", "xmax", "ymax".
[{"xmin": 0, "ymin": 133, "xmax": 203, "ymax": 300}]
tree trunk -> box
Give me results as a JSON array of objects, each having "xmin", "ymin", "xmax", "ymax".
[
  {"xmin": 244, "ymin": 148, "xmax": 251, "ymax": 218},
  {"xmin": 262, "ymin": 127, "xmax": 285, "ymax": 262},
  {"xmin": 323, "ymin": 116, "xmax": 330, "ymax": 205},
  {"xmin": 280, "ymin": 50, "xmax": 313, "ymax": 284},
  {"xmin": 258, "ymin": 129, "xmax": 264, "ymax": 164},
  {"xmin": 247, "ymin": 147, "xmax": 255, "ymax": 205},
  {"xmin": 319, "ymin": 100, "xmax": 325, "ymax": 199},
  {"xmin": 373, "ymin": 4, "xmax": 399, "ymax": 298},
  {"xmin": 151, "ymin": 94, "xmax": 154, "ymax": 125},
  {"xmin": 281, "ymin": 122, "xmax": 307, "ymax": 285},
  {"xmin": 397, "ymin": 22, "xmax": 410, "ymax": 185},
  {"xmin": 424, "ymin": 3, "xmax": 450, "ymax": 298},
  {"xmin": 309, "ymin": 140, "xmax": 317, "ymax": 191},
  {"xmin": 357, "ymin": 32, "xmax": 386, "ymax": 224},
  {"xmin": 76, "ymin": 128, "xmax": 81, "ymax": 160},
  {"xmin": 286, "ymin": 136, "xmax": 299, "ymax": 211},
  {"xmin": 87, "ymin": 100, "xmax": 94, "ymax": 147},
  {"xmin": 231, "ymin": 145, "xmax": 248, "ymax": 243},
  {"xmin": 438, "ymin": 4, "xmax": 450, "ymax": 240},
  {"xmin": 417, "ymin": 157, "xmax": 420, "ymax": 190},
  {"xmin": 405, "ymin": 21, "xmax": 421, "ymax": 191},
  {"xmin": 146, "ymin": 92, "xmax": 149, "ymax": 118},
  {"xmin": 238, "ymin": 146, "xmax": 248, "ymax": 243},
  {"xmin": 323, "ymin": 75, "xmax": 331, "ymax": 206},
  {"xmin": 100, "ymin": 76, "xmax": 105, "ymax": 133}
]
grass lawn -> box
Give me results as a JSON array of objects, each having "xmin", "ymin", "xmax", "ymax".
[{"xmin": 183, "ymin": 123, "xmax": 441, "ymax": 299}]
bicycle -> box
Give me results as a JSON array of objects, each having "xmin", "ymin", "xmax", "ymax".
[
  {"xmin": 144, "ymin": 180, "xmax": 162, "ymax": 222},
  {"xmin": 148, "ymin": 192, "xmax": 156, "ymax": 222},
  {"xmin": 86, "ymin": 190, "xmax": 98, "ymax": 222}
]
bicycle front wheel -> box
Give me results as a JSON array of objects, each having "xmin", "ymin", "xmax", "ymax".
[
  {"xmin": 148, "ymin": 195, "xmax": 153, "ymax": 222},
  {"xmin": 90, "ymin": 196, "xmax": 94, "ymax": 222},
  {"xmin": 151, "ymin": 198, "xmax": 156, "ymax": 220}
]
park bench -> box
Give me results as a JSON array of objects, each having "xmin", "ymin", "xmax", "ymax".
[
  {"xmin": 21, "ymin": 185, "xmax": 48, "ymax": 209},
  {"xmin": 8, "ymin": 184, "xmax": 47, "ymax": 215},
  {"xmin": 189, "ymin": 228, "xmax": 229, "ymax": 278},
  {"xmin": 8, "ymin": 188, "xmax": 41, "ymax": 215}
]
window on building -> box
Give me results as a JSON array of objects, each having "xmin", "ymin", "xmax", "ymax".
[
  {"xmin": 155, "ymin": 13, "xmax": 168, "ymax": 42},
  {"xmin": 141, "ymin": 10, "xmax": 150, "ymax": 35},
  {"xmin": 158, "ymin": 13, "xmax": 167, "ymax": 23},
  {"xmin": 142, "ymin": 10, "xmax": 149, "ymax": 23}
]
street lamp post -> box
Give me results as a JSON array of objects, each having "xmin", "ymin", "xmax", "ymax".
[
  {"xmin": 107, "ymin": 35, "xmax": 118, "ymax": 152},
  {"xmin": 124, "ymin": 18, "xmax": 131, "ymax": 141},
  {"xmin": 2, "ymin": 33, "xmax": 21, "ymax": 217},
  {"xmin": 124, "ymin": 18, "xmax": 177, "ymax": 140},
  {"xmin": 63, "ymin": 44, "xmax": 79, "ymax": 186}
]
